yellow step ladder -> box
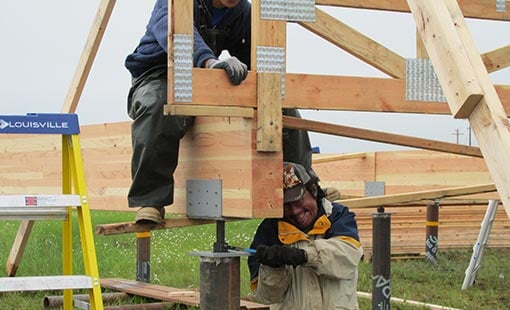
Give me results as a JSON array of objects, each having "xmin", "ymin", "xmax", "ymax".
[{"xmin": 0, "ymin": 113, "xmax": 104, "ymax": 309}]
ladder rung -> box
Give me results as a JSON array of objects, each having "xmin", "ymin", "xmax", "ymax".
[
  {"xmin": 0, "ymin": 195, "xmax": 82, "ymax": 207},
  {"xmin": 0, "ymin": 275, "xmax": 94, "ymax": 292},
  {"xmin": 0, "ymin": 207, "xmax": 68, "ymax": 220}
]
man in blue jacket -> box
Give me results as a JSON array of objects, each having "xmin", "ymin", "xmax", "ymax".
[
  {"xmin": 248, "ymin": 162, "xmax": 363, "ymax": 309},
  {"xmin": 125, "ymin": 0, "xmax": 313, "ymax": 224}
]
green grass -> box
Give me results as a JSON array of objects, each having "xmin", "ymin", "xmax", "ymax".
[{"xmin": 1, "ymin": 211, "xmax": 509, "ymax": 309}]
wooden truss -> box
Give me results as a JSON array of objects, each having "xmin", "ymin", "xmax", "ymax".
[{"xmin": 59, "ymin": 0, "xmax": 510, "ymax": 219}]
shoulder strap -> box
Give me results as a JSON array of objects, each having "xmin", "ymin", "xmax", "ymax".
[{"xmin": 197, "ymin": 0, "xmax": 211, "ymax": 30}]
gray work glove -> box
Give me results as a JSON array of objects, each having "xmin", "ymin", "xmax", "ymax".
[{"xmin": 206, "ymin": 56, "xmax": 248, "ymax": 86}]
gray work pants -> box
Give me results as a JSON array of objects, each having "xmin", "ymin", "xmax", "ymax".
[{"xmin": 126, "ymin": 65, "xmax": 312, "ymax": 208}]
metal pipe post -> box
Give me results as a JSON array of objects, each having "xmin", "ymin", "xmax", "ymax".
[
  {"xmin": 200, "ymin": 255, "xmax": 240, "ymax": 310},
  {"xmin": 372, "ymin": 206, "xmax": 391, "ymax": 310},
  {"xmin": 214, "ymin": 219, "xmax": 228, "ymax": 252},
  {"xmin": 136, "ymin": 231, "xmax": 151, "ymax": 282},
  {"xmin": 425, "ymin": 201, "xmax": 439, "ymax": 264}
]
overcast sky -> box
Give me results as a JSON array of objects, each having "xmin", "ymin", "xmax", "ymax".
[{"xmin": 2, "ymin": 1, "xmax": 509, "ymax": 153}]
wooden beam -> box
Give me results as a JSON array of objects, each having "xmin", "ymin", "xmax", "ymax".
[
  {"xmin": 61, "ymin": 0, "xmax": 116, "ymax": 113},
  {"xmin": 5, "ymin": 221, "xmax": 34, "ymax": 276},
  {"xmin": 410, "ymin": 0, "xmax": 510, "ymax": 218},
  {"xmin": 167, "ymin": 0, "xmax": 176, "ymax": 104},
  {"xmin": 315, "ymin": 0, "xmax": 510, "ymax": 21},
  {"xmin": 313, "ymin": 153, "xmax": 367, "ymax": 164},
  {"xmin": 164, "ymin": 104, "xmax": 254, "ymax": 118},
  {"xmin": 95, "ymin": 217, "xmax": 216, "ymax": 236},
  {"xmin": 10, "ymin": 0, "xmax": 116, "ymax": 277},
  {"xmin": 340, "ymin": 183, "xmax": 497, "ymax": 208},
  {"xmin": 482, "ymin": 45, "xmax": 510, "ymax": 73},
  {"xmin": 283, "ymin": 116, "xmax": 483, "ymax": 157},
  {"xmin": 167, "ymin": 0, "xmax": 193, "ymax": 105},
  {"xmin": 447, "ymin": 0, "xmax": 510, "ymax": 219},
  {"xmin": 408, "ymin": 0, "xmax": 484, "ymax": 118},
  {"xmin": 100, "ymin": 278, "xmax": 269, "ymax": 309},
  {"xmin": 189, "ymin": 69, "xmax": 510, "ymax": 116},
  {"xmin": 416, "ymin": 29, "xmax": 429, "ymax": 59},
  {"xmin": 298, "ymin": 8, "xmax": 406, "ymax": 78}
]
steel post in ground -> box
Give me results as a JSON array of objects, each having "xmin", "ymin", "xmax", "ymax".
[
  {"xmin": 136, "ymin": 231, "xmax": 151, "ymax": 282},
  {"xmin": 372, "ymin": 206, "xmax": 391, "ymax": 310},
  {"xmin": 425, "ymin": 201, "xmax": 439, "ymax": 264},
  {"xmin": 199, "ymin": 254, "xmax": 240, "ymax": 310}
]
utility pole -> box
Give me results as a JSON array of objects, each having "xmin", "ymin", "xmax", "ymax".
[
  {"xmin": 452, "ymin": 128, "xmax": 464, "ymax": 144},
  {"xmin": 467, "ymin": 126, "xmax": 472, "ymax": 146}
]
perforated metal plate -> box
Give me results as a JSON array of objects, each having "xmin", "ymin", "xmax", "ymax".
[
  {"xmin": 365, "ymin": 181, "xmax": 385, "ymax": 197},
  {"xmin": 261, "ymin": 0, "xmax": 316, "ymax": 22},
  {"xmin": 186, "ymin": 179, "xmax": 222, "ymax": 219},
  {"xmin": 256, "ymin": 46, "xmax": 286, "ymax": 98},
  {"xmin": 496, "ymin": 0, "xmax": 506, "ymax": 12},
  {"xmin": 173, "ymin": 34, "xmax": 193, "ymax": 102},
  {"xmin": 406, "ymin": 58, "xmax": 446, "ymax": 103}
]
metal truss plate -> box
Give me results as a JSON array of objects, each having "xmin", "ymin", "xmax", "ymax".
[
  {"xmin": 406, "ymin": 58, "xmax": 446, "ymax": 103},
  {"xmin": 173, "ymin": 34, "xmax": 193, "ymax": 102},
  {"xmin": 365, "ymin": 181, "xmax": 385, "ymax": 197},
  {"xmin": 256, "ymin": 46, "xmax": 286, "ymax": 98},
  {"xmin": 496, "ymin": 0, "xmax": 506, "ymax": 12},
  {"xmin": 261, "ymin": 0, "xmax": 316, "ymax": 22},
  {"xmin": 186, "ymin": 179, "xmax": 222, "ymax": 219}
]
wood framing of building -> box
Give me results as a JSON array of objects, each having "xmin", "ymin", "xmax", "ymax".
[
  {"xmin": 2, "ymin": 0, "xmax": 510, "ymax": 235},
  {"xmin": 160, "ymin": 0, "xmax": 510, "ymax": 219}
]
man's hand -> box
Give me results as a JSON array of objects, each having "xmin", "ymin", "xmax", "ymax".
[
  {"xmin": 255, "ymin": 245, "xmax": 307, "ymax": 268},
  {"xmin": 206, "ymin": 56, "xmax": 248, "ymax": 85}
]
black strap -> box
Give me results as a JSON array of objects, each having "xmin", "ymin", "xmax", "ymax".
[
  {"xmin": 197, "ymin": 0, "xmax": 211, "ymax": 31},
  {"xmin": 196, "ymin": 0, "xmax": 231, "ymax": 56}
]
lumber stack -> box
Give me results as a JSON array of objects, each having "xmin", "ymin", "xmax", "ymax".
[{"xmin": 1, "ymin": 121, "xmax": 509, "ymax": 256}]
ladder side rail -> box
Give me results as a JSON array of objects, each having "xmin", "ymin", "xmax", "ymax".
[
  {"xmin": 62, "ymin": 134, "xmax": 75, "ymax": 309},
  {"xmin": 462, "ymin": 200, "xmax": 499, "ymax": 289},
  {"xmin": 65, "ymin": 134, "xmax": 103, "ymax": 309}
]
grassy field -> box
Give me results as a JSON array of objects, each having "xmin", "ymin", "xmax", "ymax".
[{"xmin": 0, "ymin": 211, "xmax": 509, "ymax": 309}]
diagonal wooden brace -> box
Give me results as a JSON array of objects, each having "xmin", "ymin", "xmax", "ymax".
[{"xmin": 408, "ymin": 0, "xmax": 483, "ymax": 119}]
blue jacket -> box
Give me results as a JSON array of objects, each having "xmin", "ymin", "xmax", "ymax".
[
  {"xmin": 247, "ymin": 199, "xmax": 363, "ymax": 308},
  {"xmin": 248, "ymin": 199, "xmax": 361, "ymax": 281},
  {"xmin": 125, "ymin": 0, "xmax": 251, "ymax": 78}
]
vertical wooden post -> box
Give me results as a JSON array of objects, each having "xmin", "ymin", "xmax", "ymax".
[
  {"xmin": 168, "ymin": 0, "xmax": 193, "ymax": 104},
  {"xmin": 251, "ymin": 0, "xmax": 286, "ymax": 153}
]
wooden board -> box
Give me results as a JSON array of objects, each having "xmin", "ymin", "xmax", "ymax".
[
  {"xmin": 0, "ymin": 123, "xmax": 500, "ymax": 212},
  {"xmin": 101, "ymin": 278, "xmax": 269, "ymax": 309},
  {"xmin": 2, "ymin": 123, "xmax": 509, "ymax": 254}
]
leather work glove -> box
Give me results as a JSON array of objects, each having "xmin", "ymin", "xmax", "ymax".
[
  {"xmin": 206, "ymin": 56, "xmax": 248, "ymax": 85},
  {"xmin": 255, "ymin": 245, "xmax": 307, "ymax": 268},
  {"xmin": 324, "ymin": 186, "xmax": 341, "ymax": 201}
]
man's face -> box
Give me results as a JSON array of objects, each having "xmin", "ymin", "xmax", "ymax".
[
  {"xmin": 212, "ymin": 0, "xmax": 241, "ymax": 9},
  {"xmin": 283, "ymin": 188, "xmax": 318, "ymax": 230}
]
